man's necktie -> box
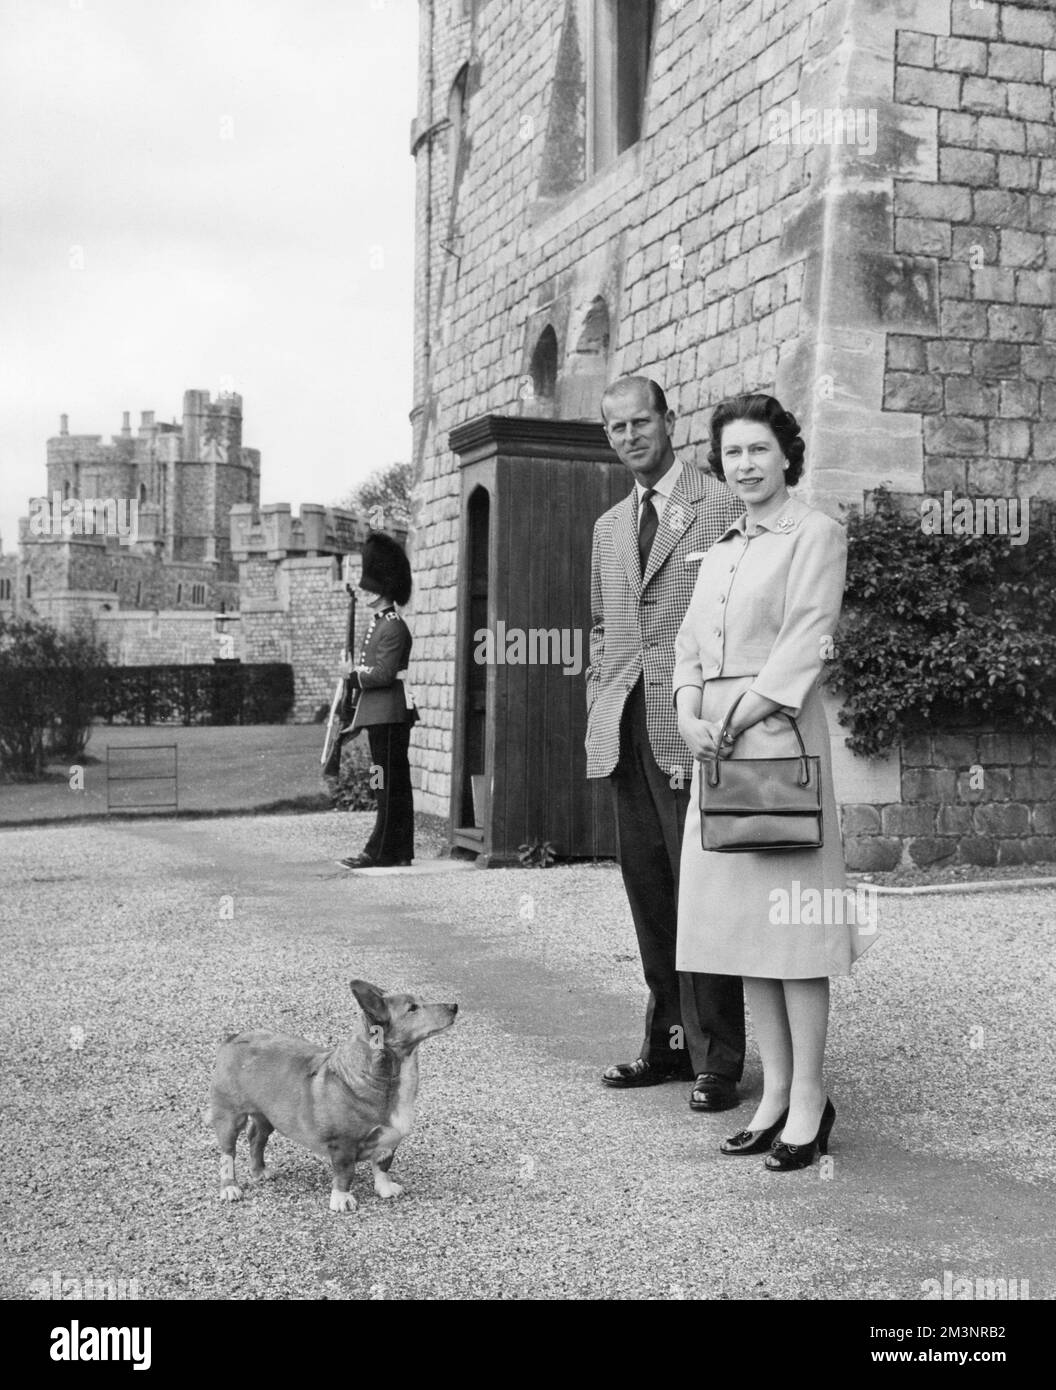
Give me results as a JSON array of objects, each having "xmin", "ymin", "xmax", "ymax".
[{"xmin": 638, "ymin": 488, "xmax": 658, "ymax": 574}]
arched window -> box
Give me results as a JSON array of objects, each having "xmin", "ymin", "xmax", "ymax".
[
  {"xmin": 139, "ymin": 483, "xmax": 147, "ymax": 504},
  {"xmin": 529, "ymin": 325, "xmax": 559, "ymax": 400}
]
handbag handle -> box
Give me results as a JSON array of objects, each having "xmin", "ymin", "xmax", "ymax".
[{"xmin": 706, "ymin": 690, "xmax": 813, "ymax": 788}]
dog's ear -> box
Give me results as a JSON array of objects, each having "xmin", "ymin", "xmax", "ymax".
[{"xmin": 350, "ymin": 979, "xmax": 390, "ymax": 1026}]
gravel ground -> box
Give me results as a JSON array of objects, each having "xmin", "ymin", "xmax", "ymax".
[{"xmin": 2, "ymin": 810, "xmax": 1055, "ymax": 1301}]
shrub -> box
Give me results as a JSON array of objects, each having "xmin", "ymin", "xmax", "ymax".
[
  {"xmin": 0, "ymin": 616, "xmax": 109, "ymax": 780},
  {"xmin": 326, "ymin": 734, "xmax": 378, "ymax": 811},
  {"xmin": 98, "ymin": 663, "xmax": 294, "ymax": 725},
  {"xmin": 826, "ymin": 489, "xmax": 1056, "ymax": 757}
]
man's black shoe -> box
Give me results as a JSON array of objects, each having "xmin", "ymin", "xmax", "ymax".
[
  {"xmin": 337, "ymin": 853, "xmax": 375, "ymax": 869},
  {"xmin": 689, "ymin": 1073, "xmax": 740, "ymax": 1112},
  {"xmin": 602, "ymin": 1058, "xmax": 692, "ymax": 1089}
]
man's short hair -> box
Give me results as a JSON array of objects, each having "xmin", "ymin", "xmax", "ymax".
[{"xmin": 600, "ymin": 376, "xmax": 669, "ymax": 422}]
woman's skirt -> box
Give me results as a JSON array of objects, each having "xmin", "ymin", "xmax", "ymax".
[{"xmin": 676, "ymin": 675, "xmax": 875, "ymax": 978}]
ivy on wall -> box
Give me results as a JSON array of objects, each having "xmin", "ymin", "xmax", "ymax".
[{"xmin": 825, "ymin": 490, "xmax": 1056, "ymax": 758}]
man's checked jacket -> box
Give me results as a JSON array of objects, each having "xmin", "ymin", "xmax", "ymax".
[{"xmin": 585, "ymin": 460, "xmax": 744, "ymax": 782}]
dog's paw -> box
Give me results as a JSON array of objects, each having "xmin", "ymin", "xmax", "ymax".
[
  {"xmin": 219, "ymin": 1183, "xmax": 244, "ymax": 1202},
  {"xmin": 248, "ymin": 1167, "xmax": 273, "ymax": 1183},
  {"xmin": 374, "ymin": 1176, "xmax": 404, "ymax": 1200},
  {"xmin": 329, "ymin": 1189, "xmax": 358, "ymax": 1213}
]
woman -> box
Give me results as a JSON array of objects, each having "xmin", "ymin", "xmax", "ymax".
[
  {"xmin": 338, "ymin": 531, "xmax": 419, "ymax": 869},
  {"xmin": 673, "ymin": 393, "xmax": 871, "ymax": 1170}
]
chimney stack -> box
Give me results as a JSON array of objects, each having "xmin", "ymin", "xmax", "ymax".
[
  {"xmin": 121, "ymin": 411, "xmax": 131, "ymax": 435},
  {"xmin": 140, "ymin": 410, "xmax": 155, "ymax": 428},
  {"xmin": 60, "ymin": 414, "xmax": 69, "ymax": 436}
]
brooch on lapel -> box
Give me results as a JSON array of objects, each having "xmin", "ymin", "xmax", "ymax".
[{"xmin": 776, "ymin": 513, "xmax": 796, "ymax": 532}]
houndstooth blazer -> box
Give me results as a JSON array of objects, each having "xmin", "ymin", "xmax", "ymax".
[{"xmin": 585, "ymin": 459, "xmax": 744, "ymax": 781}]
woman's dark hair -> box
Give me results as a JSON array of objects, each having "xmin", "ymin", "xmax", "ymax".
[{"xmin": 707, "ymin": 393, "xmax": 806, "ymax": 486}]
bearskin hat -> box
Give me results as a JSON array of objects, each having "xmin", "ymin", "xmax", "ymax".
[{"xmin": 359, "ymin": 531, "xmax": 412, "ymax": 606}]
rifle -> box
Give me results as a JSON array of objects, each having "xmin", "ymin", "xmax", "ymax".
[{"xmin": 321, "ymin": 578, "xmax": 357, "ymax": 776}]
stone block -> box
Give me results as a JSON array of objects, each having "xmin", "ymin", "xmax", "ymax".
[
  {"xmin": 939, "ymin": 147, "xmax": 998, "ymax": 187},
  {"xmin": 903, "ymin": 767, "xmax": 958, "ymax": 801},
  {"xmin": 841, "ymin": 804, "xmax": 882, "ymax": 836},
  {"xmin": 922, "ymin": 415, "xmax": 987, "ymax": 455},
  {"xmin": 923, "ymin": 457, "xmax": 968, "ymax": 492},
  {"xmin": 884, "ymin": 371, "xmax": 943, "ymax": 412},
  {"xmin": 896, "ymin": 181, "xmax": 972, "ymax": 221},
  {"xmin": 1032, "ymin": 803, "xmax": 1056, "ymax": 834},
  {"xmin": 1032, "ymin": 424, "xmax": 1056, "ymax": 460},
  {"xmin": 945, "ymin": 378, "xmax": 1000, "ymax": 415},
  {"xmin": 1022, "ymin": 345, "xmax": 1056, "ymax": 380},
  {"xmin": 932, "ymin": 733, "xmax": 980, "ymax": 768},
  {"xmin": 952, "ymin": 1, "xmax": 999, "ymax": 40},
  {"xmin": 988, "ymin": 419, "xmax": 1031, "ymax": 458},
  {"xmin": 1007, "ymin": 83, "xmax": 1053, "ymax": 125},
  {"xmin": 966, "ymin": 459, "xmax": 1017, "ymax": 493},
  {"xmin": 881, "ymin": 803, "xmax": 937, "ymax": 836},
  {"xmin": 895, "ymin": 217, "xmax": 952, "ymax": 256},
  {"xmin": 1024, "ymin": 121, "xmax": 1056, "ymax": 157},
  {"xmin": 936, "ymin": 35, "xmax": 987, "ymax": 74},
  {"xmin": 973, "ymin": 803, "xmax": 1031, "ymax": 836},
  {"xmin": 1001, "ymin": 229, "xmax": 1046, "ymax": 268},
  {"xmin": 895, "ymin": 66, "xmax": 962, "ymax": 110},
  {"xmin": 926, "ymin": 339, "xmax": 972, "ymax": 374},
  {"xmin": 897, "ymin": 29, "xmax": 936, "ymax": 64},
  {"xmin": 973, "ymin": 341, "xmax": 1021, "ymax": 377},
  {"xmin": 937, "ymin": 804, "xmax": 973, "ymax": 835},
  {"xmin": 901, "ymin": 732, "xmax": 933, "ymax": 766},
  {"xmin": 1017, "ymin": 271, "xmax": 1054, "ymax": 307},
  {"xmin": 957, "ymin": 836, "xmax": 998, "ymax": 866},
  {"xmin": 987, "ymin": 43, "xmax": 1044, "ymax": 84},
  {"xmin": 908, "ymin": 836, "xmax": 957, "ymax": 866},
  {"xmin": 973, "ymin": 189, "xmax": 1030, "ymax": 227},
  {"xmin": 988, "ymin": 305, "xmax": 1042, "ymax": 342},
  {"xmin": 971, "ymin": 268, "xmax": 1015, "ymax": 303},
  {"xmin": 1001, "ymin": 7, "xmax": 1056, "ymax": 46},
  {"xmin": 844, "ymin": 836, "xmax": 903, "ymax": 873},
  {"xmin": 940, "ymin": 301, "xmax": 988, "ymax": 339},
  {"xmin": 955, "ymin": 765, "xmax": 1008, "ymax": 801},
  {"xmin": 961, "ymin": 77, "xmax": 1007, "ymax": 116},
  {"xmin": 995, "ymin": 839, "xmax": 1032, "ymax": 866},
  {"xmin": 997, "ymin": 154, "xmax": 1041, "ymax": 192},
  {"xmin": 1020, "ymin": 836, "xmax": 1056, "ymax": 863},
  {"xmin": 998, "ymin": 381, "xmax": 1039, "ymax": 418},
  {"xmin": 888, "ymin": 334, "xmax": 927, "ymax": 371}
]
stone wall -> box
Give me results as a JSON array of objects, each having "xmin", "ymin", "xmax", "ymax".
[
  {"xmin": 842, "ymin": 726, "xmax": 1056, "ymax": 871},
  {"xmin": 92, "ymin": 609, "xmax": 232, "ymax": 666},
  {"xmin": 885, "ymin": 1, "xmax": 1056, "ymax": 503},
  {"xmin": 410, "ymin": 0, "xmax": 1056, "ymax": 837}
]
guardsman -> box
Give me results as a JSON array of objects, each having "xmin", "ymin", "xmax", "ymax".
[{"xmin": 338, "ymin": 532, "xmax": 418, "ymax": 869}]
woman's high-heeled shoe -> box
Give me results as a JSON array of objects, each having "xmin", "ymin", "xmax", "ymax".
[
  {"xmin": 720, "ymin": 1108, "xmax": 789, "ymax": 1156},
  {"xmin": 764, "ymin": 1098, "xmax": 836, "ymax": 1171}
]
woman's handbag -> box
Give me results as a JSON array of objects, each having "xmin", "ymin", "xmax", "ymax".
[{"xmin": 699, "ymin": 692, "xmax": 823, "ymax": 852}]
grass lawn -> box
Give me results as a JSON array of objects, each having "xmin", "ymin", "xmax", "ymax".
[{"xmin": 0, "ymin": 723, "xmax": 335, "ymax": 825}]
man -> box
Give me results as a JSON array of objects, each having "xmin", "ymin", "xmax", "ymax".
[
  {"xmin": 337, "ymin": 532, "xmax": 419, "ymax": 869},
  {"xmin": 586, "ymin": 376, "xmax": 746, "ymax": 1110}
]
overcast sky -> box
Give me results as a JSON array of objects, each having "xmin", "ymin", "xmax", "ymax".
[{"xmin": 0, "ymin": 0, "xmax": 417, "ymax": 553}]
